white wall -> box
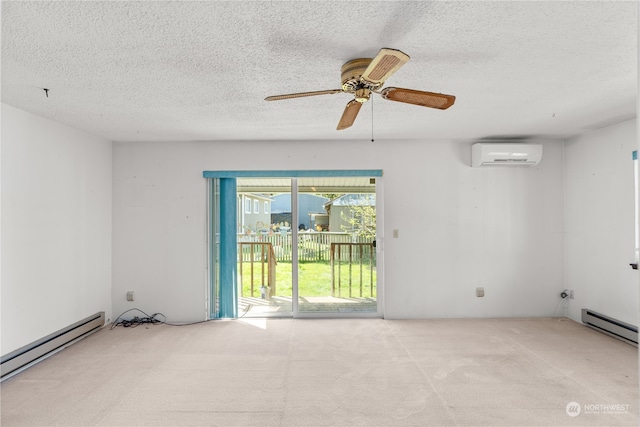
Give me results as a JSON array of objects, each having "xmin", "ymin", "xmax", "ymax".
[
  {"xmin": 112, "ymin": 138, "xmax": 564, "ymax": 320},
  {"xmin": 564, "ymin": 119, "xmax": 638, "ymax": 325},
  {"xmin": 1, "ymin": 103, "xmax": 633, "ymax": 349},
  {"xmin": 1, "ymin": 104, "xmax": 112, "ymax": 354}
]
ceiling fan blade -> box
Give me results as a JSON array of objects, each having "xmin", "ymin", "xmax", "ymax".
[
  {"xmin": 361, "ymin": 48, "xmax": 410, "ymax": 86},
  {"xmin": 265, "ymin": 89, "xmax": 342, "ymax": 101},
  {"xmin": 337, "ymin": 100, "xmax": 362, "ymax": 130},
  {"xmin": 380, "ymin": 87, "xmax": 456, "ymax": 109}
]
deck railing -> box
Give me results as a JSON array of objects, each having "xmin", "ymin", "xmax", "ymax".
[
  {"xmin": 239, "ymin": 232, "xmax": 373, "ymax": 262},
  {"xmin": 237, "ymin": 234, "xmax": 376, "ymax": 301},
  {"xmin": 330, "ymin": 242, "xmax": 376, "ymax": 298},
  {"xmin": 238, "ymin": 242, "xmax": 277, "ymax": 298}
]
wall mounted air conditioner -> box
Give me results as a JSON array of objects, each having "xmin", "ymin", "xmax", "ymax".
[{"xmin": 471, "ymin": 143, "xmax": 543, "ymax": 167}]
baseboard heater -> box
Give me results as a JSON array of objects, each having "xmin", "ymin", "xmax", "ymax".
[
  {"xmin": 581, "ymin": 309, "xmax": 638, "ymax": 346},
  {"xmin": 1, "ymin": 311, "xmax": 105, "ymax": 381}
]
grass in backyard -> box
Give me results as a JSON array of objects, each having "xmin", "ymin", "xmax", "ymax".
[{"xmin": 238, "ymin": 261, "xmax": 376, "ymax": 299}]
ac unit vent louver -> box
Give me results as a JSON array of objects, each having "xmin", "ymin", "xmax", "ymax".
[{"xmin": 471, "ymin": 143, "xmax": 543, "ymax": 167}]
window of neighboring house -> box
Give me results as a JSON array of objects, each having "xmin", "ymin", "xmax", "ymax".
[
  {"xmin": 254, "ymin": 200, "xmax": 260, "ymax": 214},
  {"xmin": 264, "ymin": 201, "xmax": 269, "ymax": 214},
  {"xmin": 245, "ymin": 198, "xmax": 251, "ymax": 214}
]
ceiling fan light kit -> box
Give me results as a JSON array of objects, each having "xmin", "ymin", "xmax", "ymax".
[{"xmin": 265, "ymin": 47, "xmax": 456, "ymax": 130}]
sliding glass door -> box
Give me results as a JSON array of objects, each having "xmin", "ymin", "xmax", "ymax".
[
  {"xmin": 237, "ymin": 178, "xmax": 293, "ymax": 317},
  {"xmin": 296, "ymin": 178, "xmax": 377, "ymax": 314},
  {"xmin": 205, "ymin": 170, "xmax": 382, "ymax": 319}
]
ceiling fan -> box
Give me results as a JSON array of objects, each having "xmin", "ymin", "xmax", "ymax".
[{"xmin": 265, "ymin": 48, "xmax": 456, "ymax": 130}]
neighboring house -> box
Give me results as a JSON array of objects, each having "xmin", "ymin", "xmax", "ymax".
[
  {"xmin": 324, "ymin": 194, "xmax": 376, "ymax": 234},
  {"xmin": 270, "ymin": 194, "xmax": 329, "ymax": 230},
  {"xmin": 238, "ymin": 193, "xmax": 272, "ymax": 234}
]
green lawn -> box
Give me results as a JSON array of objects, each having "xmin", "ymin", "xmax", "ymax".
[{"xmin": 239, "ymin": 261, "xmax": 376, "ymax": 299}]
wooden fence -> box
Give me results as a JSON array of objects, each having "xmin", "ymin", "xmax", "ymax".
[{"xmin": 238, "ymin": 232, "xmax": 374, "ymax": 263}]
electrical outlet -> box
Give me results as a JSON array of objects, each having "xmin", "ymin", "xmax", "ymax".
[
  {"xmin": 476, "ymin": 287, "xmax": 485, "ymax": 297},
  {"xmin": 393, "ymin": 229, "xmax": 399, "ymax": 238},
  {"xmin": 126, "ymin": 291, "xmax": 135, "ymax": 302},
  {"xmin": 569, "ymin": 290, "xmax": 574, "ymax": 299}
]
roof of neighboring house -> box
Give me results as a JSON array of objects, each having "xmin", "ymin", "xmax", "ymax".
[
  {"xmin": 271, "ymin": 193, "xmax": 329, "ymax": 214},
  {"xmin": 240, "ymin": 193, "xmax": 272, "ymax": 202}
]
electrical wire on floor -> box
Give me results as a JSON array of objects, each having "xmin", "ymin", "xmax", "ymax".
[
  {"xmin": 239, "ymin": 303, "xmax": 253, "ymax": 318},
  {"xmin": 110, "ymin": 308, "xmax": 214, "ymax": 329},
  {"xmin": 553, "ymin": 293, "xmax": 570, "ymax": 318}
]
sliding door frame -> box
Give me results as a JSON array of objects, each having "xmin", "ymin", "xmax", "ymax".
[{"xmin": 204, "ymin": 169, "xmax": 384, "ymax": 319}]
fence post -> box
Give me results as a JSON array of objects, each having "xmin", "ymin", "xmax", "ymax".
[
  {"xmin": 337, "ymin": 244, "xmax": 342, "ymax": 298},
  {"xmin": 348, "ymin": 244, "xmax": 352, "ymax": 298},
  {"xmin": 261, "ymin": 244, "xmax": 266, "ymax": 299},
  {"xmin": 359, "ymin": 244, "xmax": 363, "ymax": 297},
  {"xmin": 250, "ymin": 244, "xmax": 255, "ymax": 297},
  {"xmin": 268, "ymin": 244, "xmax": 277, "ymax": 296}
]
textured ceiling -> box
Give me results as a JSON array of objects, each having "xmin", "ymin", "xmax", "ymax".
[{"xmin": 1, "ymin": 1, "xmax": 637, "ymax": 143}]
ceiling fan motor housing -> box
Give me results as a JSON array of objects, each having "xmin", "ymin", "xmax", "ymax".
[{"xmin": 341, "ymin": 58, "xmax": 373, "ymax": 92}]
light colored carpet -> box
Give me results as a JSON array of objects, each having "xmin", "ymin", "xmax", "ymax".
[{"xmin": 1, "ymin": 317, "xmax": 637, "ymax": 426}]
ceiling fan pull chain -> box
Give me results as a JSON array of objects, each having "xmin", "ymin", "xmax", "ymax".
[{"xmin": 371, "ymin": 95, "xmax": 374, "ymax": 142}]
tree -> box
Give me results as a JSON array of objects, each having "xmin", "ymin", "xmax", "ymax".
[{"xmin": 340, "ymin": 195, "xmax": 376, "ymax": 239}]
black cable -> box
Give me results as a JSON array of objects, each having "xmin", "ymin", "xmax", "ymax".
[
  {"xmin": 110, "ymin": 308, "xmax": 214, "ymax": 329},
  {"xmin": 239, "ymin": 303, "xmax": 252, "ymax": 318}
]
